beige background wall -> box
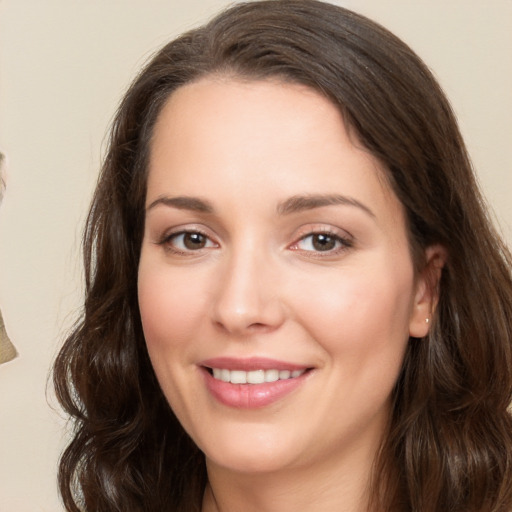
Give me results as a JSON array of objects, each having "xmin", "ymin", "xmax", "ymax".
[{"xmin": 0, "ymin": 1, "xmax": 510, "ymax": 510}]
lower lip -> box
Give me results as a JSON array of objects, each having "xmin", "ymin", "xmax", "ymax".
[{"xmin": 202, "ymin": 368, "xmax": 309, "ymax": 409}]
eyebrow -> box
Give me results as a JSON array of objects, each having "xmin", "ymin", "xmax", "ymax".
[
  {"xmin": 146, "ymin": 193, "xmax": 375, "ymax": 218},
  {"xmin": 277, "ymin": 194, "xmax": 375, "ymax": 218},
  {"xmin": 146, "ymin": 196, "xmax": 214, "ymax": 213}
]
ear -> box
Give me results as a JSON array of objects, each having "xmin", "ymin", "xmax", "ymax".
[{"xmin": 409, "ymin": 245, "xmax": 447, "ymax": 338}]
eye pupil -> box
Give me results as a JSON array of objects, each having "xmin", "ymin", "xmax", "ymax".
[
  {"xmin": 184, "ymin": 232, "xmax": 206, "ymax": 250},
  {"xmin": 313, "ymin": 234, "xmax": 336, "ymax": 251}
]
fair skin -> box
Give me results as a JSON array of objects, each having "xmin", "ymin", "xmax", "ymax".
[{"xmin": 138, "ymin": 77, "xmax": 436, "ymax": 512}]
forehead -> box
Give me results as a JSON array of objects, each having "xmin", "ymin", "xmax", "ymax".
[
  {"xmin": 150, "ymin": 77, "xmax": 343, "ymax": 161},
  {"xmin": 147, "ymin": 77, "xmax": 404, "ymax": 231}
]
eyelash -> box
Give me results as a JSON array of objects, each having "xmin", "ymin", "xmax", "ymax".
[
  {"xmin": 157, "ymin": 228, "xmax": 353, "ymax": 256},
  {"xmin": 290, "ymin": 230, "xmax": 353, "ymax": 256},
  {"xmin": 157, "ymin": 229, "xmax": 218, "ymax": 255}
]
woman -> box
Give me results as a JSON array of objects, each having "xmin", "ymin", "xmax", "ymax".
[{"xmin": 53, "ymin": 1, "xmax": 512, "ymax": 510}]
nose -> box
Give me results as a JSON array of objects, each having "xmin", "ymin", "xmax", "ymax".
[{"xmin": 211, "ymin": 246, "xmax": 286, "ymax": 336}]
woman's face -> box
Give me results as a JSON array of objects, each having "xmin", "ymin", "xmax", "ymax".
[{"xmin": 138, "ymin": 78, "xmax": 432, "ymax": 475}]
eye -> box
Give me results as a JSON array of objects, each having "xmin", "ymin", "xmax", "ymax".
[
  {"xmin": 165, "ymin": 231, "xmax": 217, "ymax": 252},
  {"xmin": 293, "ymin": 232, "xmax": 350, "ymax": 253}
]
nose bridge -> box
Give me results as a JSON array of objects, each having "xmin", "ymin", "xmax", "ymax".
[{"xmin": 212, "ymin": 237, "xmax": 283, "ymax": 334}]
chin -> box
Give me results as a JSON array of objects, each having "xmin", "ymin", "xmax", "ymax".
[
  {"xmin": 206, "ymin": 451, "xmax": 295, "ymax": 475},
  {"xmin": 199, "ymin": 426, "xmax": 302, "ymax": 475}
]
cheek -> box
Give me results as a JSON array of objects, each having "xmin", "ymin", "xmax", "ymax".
[
  {"xmin": 290, "ymin": 261, "xmax": 414, "ymax": 362},
  {"xmin": 137, "ymin": 261, "xmax": 213, "ymax": 421},
  {"xmin": 137, "ymin": 262, "xmax": 208, "ymax": 354}
]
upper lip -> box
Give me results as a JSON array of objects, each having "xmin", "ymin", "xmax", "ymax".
[{"xmin": 199, "ymin": 357, "xmax": 310, "ymax": 372}]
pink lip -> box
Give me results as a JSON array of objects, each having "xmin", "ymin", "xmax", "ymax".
[
  {"xmin": 200, "ymin": 357, "xmax": 307, "ymax": 372},
  {"xmin": 199, "ymin": 357, "xmax": 311, "ymax": 409}
]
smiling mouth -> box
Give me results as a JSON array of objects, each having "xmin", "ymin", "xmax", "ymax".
[
  {"xmin": 201, "ymin": 361, "xmax": 312, "ymax": 408},
  {"xmin": 207, "ymin": 368, "xmax": 307, "ymax": 384}
]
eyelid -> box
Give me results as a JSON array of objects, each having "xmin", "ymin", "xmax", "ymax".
[
  {"xmin": 288, "ymin": 224, "xmax": 354, "ymax": 254},
  {"xmin": 156, "ymin": 225, "xmax": 219, "ymax": 254}
]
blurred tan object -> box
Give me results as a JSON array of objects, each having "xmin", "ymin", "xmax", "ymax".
[
  {"xmin": 0, "ymin": 308, "xmax": 16, "ymax": 364},
  {"xmin": 0, "ymin": 151, "xmax": 17, "ymax": 363},
  {"xmin": 0, "ymin": 150, "xmax": 5, "ymax": 203}
]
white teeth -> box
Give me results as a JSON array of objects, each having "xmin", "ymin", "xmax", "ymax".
[
  {"xmin": 210, "ymin": 368, "xmax": 306, "ymax": 384},
  {"xmin": 265, "ymin": 369, "xmax": 279, "ymax": 382},
  {"xmin": 230, "ymin": 370, "xmax": 247, "ymax": 384},
  {"xmin": 247, "ymin": 370, "xmax": 265, "ymax": 384}
]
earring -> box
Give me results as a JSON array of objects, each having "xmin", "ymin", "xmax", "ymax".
[{"xmin": 425, "ymin": 318, "xmax": 430, "ymax": 324}]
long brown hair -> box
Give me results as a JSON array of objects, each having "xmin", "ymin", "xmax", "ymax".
[{"xmin": 53, "ymin": 1, "xmax": 512, "ymax": 510}]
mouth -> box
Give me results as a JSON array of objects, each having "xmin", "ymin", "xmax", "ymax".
[
  {"xmin": 207, "ymin": 367, "xmax": 307, "ymax": 384},
  {"xmin": 200, "ymin": 358, "xmax": 312, "ymax": 408}
]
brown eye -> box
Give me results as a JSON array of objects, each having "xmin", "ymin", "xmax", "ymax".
[
  {"xmin": 311, "ymin": 233, "xmax": 337, "ymax": 251},
  {"xmin": 182, "ymin": 232, "xmax": 207, "ymax": 250},
  {"xmin": 294, "ymin": 232, "xmax": 350, "ymax": 253},
  {"xmin": 167, "ymin": 231, "xmax": 216, "ymax": 252}
]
